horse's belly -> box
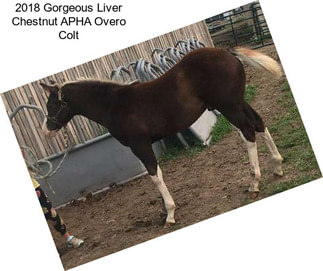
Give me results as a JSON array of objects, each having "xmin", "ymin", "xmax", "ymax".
[
  {"xmin": 152, "ymin": 104, "xmax": 206, "ymax": 138},
  {"xmin": 176, "ymin": 107, "xmax": 206, "ymax": 131}
]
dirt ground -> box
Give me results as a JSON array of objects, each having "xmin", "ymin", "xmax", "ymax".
[{"xmin": 48, "ymin": 45, "xmax": 318, "ymax": 269}]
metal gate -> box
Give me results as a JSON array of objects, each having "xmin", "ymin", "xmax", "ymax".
[{"xmin": 206, "ymin": 1, "xmax": 273, "ymax": 49}]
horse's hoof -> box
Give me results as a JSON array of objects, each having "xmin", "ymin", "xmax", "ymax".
[
  {"xmin": 248, "ymin": 182, "xmax": 259, "ymax": 193},
  {"xmin": 248, "ymin": 190, "xmax": 259, "ymax": 199},
  {"xmin": 248, "ymin": 183, "xmax": 259, "ymax": 199},
  {"xmin": 164, "ymin": 221, "xmax": 176, "ymax": 228},
  {"xmin": 274, "ymin": 169, "xmax": 283, "ymax": 177}
]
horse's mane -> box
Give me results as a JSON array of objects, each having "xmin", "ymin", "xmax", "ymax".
[{"xmin": 61, "ymin": 78, "xmax": 126, "ymax": 89}]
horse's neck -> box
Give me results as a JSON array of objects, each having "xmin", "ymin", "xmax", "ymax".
[{"xmin": 66, "ymin": 83, "xmax": 114, "ymax": 125}]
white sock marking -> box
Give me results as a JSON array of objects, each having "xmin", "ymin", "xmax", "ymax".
[
  {"xmin": 150, "ymin": 165, "xmax": 176, "ymax": 224},
  {"xmin": 259, "ymin": 127, "xmax": 283, "ymax": 175},
  {"xmin": 237, "ymin": 130, "xmax": 261, "ymax": 192}
]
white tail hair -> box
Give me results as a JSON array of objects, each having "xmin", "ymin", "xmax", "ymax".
[{"xmin": 230, "ymin": 47, "xmax": 282, "ymax": 78}]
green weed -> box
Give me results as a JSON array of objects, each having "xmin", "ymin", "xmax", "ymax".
[
  {"xmin": 262, "ymin": 173, "xmax": 321, "ymax": 196},
  {"xmin": 262, "ymin": 79, "xmax": 321, "ymax": 195}
]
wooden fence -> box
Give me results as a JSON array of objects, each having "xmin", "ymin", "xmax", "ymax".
[{"xmin": 1, "ymin": 20, "xmax": 213, "ymax": 160}]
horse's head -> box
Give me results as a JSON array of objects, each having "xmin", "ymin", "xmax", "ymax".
[{"xmin": 40, "ymin": 81, "xmax": 73, "ymax": 137}]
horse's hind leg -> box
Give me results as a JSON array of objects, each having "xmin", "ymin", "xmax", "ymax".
[
  {"xmin": 244, "ymin": 103, "xmax": 283, "ymax": 176},
  {"xmin": 236, "ymin": 129, "xmax": 261, "ymax": 192},
  {"xmin": 129, "ymin": 140, "xmax": 176, "ymax": 226},
  {"xmin": 259, "ymin": 128, "xmax": 283, "ymax": 176},
  {"xmin": 223, "ymin": 106, "xmax": 261, "ymax": 192}
]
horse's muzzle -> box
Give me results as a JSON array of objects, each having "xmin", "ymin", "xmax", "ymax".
[{"xmin": 42, "ymin": 118, "xmax": 58, "ymax": 138}]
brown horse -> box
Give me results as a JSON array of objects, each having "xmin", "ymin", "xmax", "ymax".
[{"xmin": 40, "ymin": 47, "xmax": 283, "ymax": 226}]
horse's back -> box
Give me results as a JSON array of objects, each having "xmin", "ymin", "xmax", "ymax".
[
  {"xmin": 177, "ymin": 47, "xmax": 246, "ymax": 111},
  {"xmin": 107, "ymin": 47, "xmax": 246, "ymax": 143}
]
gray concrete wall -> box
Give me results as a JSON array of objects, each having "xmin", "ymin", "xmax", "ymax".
[{"xmin": 37, "ymin": 134, "xmax": 163, "ymax": 207}]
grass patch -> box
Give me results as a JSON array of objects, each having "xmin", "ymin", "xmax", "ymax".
[
  {"xmin": 270, "ymin": 82, "xmax": 311, "ymax": 150},
  {"xmin": 280, "ymin": 81, "xmax": 291, "ymax": 92},
  {"xmin": 210, "ymin": 115, "xmax": 232, "ymax": 143},
  {"xmin": 245, "ymin": 84, "xmax": 257, "ymax": 103},
  {"xmin": 159, "ymin": 131, "xmax": 205, "ymax": 162},
  {"xmin": 262, "ymin": 80, "xmax": 321, "ymax": 195},
  {"xmin": 262, "ymin": 173, "xmax": 321, "ymax": 196}
]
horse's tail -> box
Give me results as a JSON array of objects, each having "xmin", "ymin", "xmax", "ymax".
[{"xmin": 228, "ymin": 47, "xmax": 282, "ymax": 78}]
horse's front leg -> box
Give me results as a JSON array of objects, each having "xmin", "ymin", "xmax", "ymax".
[
  {"xmin": 130, "ymin": 140, "xmax": 176, "ymax": 226},
  {"xmin": 152, "ymin": 165, "xmax": 176, "ymax": 225}
]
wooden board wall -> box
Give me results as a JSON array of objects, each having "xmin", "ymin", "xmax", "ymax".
[{"xmin": 1, "ymin": 20, "xmax": 213, "ymax": 160}]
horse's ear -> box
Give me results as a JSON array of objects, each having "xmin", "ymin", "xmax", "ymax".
[
  {"xmin": 49, "ymin": 79, "xmax": 57, "ymax": 85},
  {"xmin": 39, "ymin": 81, "xmax": 59, "ymax": 94}
]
